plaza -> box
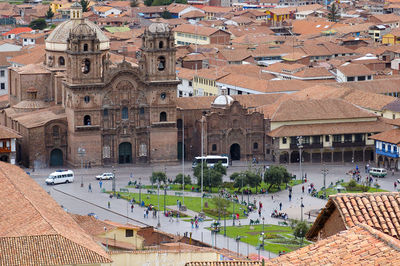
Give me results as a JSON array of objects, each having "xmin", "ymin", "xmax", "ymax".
[{"xmin": 29, "ymin": 160, "xmax": 399, "ymax": 258}]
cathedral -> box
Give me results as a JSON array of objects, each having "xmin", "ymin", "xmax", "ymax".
[{"xmin": 2, "ymin": 3, "xmax": 179, "ymax": 167}]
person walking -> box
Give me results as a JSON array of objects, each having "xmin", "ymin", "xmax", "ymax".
[
  {"xmin": 288, "ymin": 194, "xmax": 292, "ymax": 202},
  {"xmin": 279, "ymin": 202, "xmax": 282, "ymax": 211},
  {"xmin": 302, "ymin": 185, "xmax": 304, "ymax": 193},
  {"xmin": 146, "ymin": 209, "xmax": 149, "ymax": 218},
  {"xmin": 394, "ymin": 182, "xmax": 398, "ymax": 190},
  {"xmin": 392, "ymin": 169, "xmax": 395, "ymax": 176},
  {"xmin": 258, "ymin": 208, "xmax": 261, "ymax": 217},
  {"xmin": 144, "ymin": 209, "xmax": 146, "ymax": 219},
  {"xmin": 131, "ymin": 204, "xmax": 134, "ymax": 212},
  {"xmin": 107, "ymin": 201, "xmax": 110, "ymax": 209},
  {"xmin": 99, "ymin": 180, "xmax": 103, "ymax": 189},
  {"xmin": 88, "ymin": 183, "xmax": 92, "ymax": 192}
]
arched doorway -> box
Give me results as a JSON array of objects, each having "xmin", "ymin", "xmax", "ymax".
[
  {"xmin": 119, "ymin": 142, "xmax": 132, "ymax": 164},
  {"xmin": 230, "ymin": 143, "xmax": 240, "ymax": 160},
  {"xmin": 290, "ymin": 151, "xmax": 300, "ymax": 163},
  {"xmin": 0, "ymin": 155, "xmax": 8, "ymax": 162},
  {"xmin": 50, "ymin": 149, "xmax": 63, "ymax": 166}
]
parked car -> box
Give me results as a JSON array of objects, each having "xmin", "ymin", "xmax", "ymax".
[{"xmin": 95, "ymin": 173, "xmax": 114, "ymax": 180}]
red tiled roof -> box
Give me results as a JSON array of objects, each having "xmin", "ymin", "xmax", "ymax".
[
  {"xmin": 2, "ymin": 27, "xmax": 32, "ymax": 36},
  {"xmin": 268, "ymin": 223, "xmax": 400, "ymax": 265}
]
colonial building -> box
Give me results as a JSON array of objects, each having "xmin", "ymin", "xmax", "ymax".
[{"xmin": 2, "ymin": 3, "xmax": 179, "ymax": 167}]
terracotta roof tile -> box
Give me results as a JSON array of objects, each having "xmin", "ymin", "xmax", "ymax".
[
  {"xmin": 0, "ymin": 162, "xmax": 112, "ymax": 265},
  {"xmin": 269, "ymin": 224, "xmax": 400, "ymax": 266}
]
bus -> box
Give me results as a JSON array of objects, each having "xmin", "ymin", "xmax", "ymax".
[
  {"xmin": 45, "ymin": 170, "xmax": 74, "ymax": 185},
  {"xmin": 192, "ymin": 155, "xmax": 229, "ymax": 168}
]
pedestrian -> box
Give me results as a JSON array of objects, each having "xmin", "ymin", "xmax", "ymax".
[
  {"xmin": 394, "ymin": 182, "xmax": 397, "ymax": 189},
  {"xmin": 289, "ymin": 194, "xmax": 292, "ymax": 202},
  {"xmin": 144, "ymin": 209, "xmax": 146, "ymax": 218},
  {"xmin": 279, "ymin": 202, "xmax": 282, "ymax": 211},
  {"xmin": 107, "ymin": 201, "xmax": 110, "ymax": 209},
  {"xmin": 302, "ymin": 185, "xmax": 304, "ymax": 193},
  {"xmin": 271, "ymin": 195, "xmax": 274, "ymax": 201},
  {"xmin": 195, "ymin": 219, "xmax": 199, "ymax": 228},
  {"xmin": 131, "ymin": 204, "xmax": 134, "ymax": 212},
  {"xmin": 258, "ymin": 209, "xmax": 261, "ymax": 217},
  {"xmin": 88, "ymin": 183, "xmax": 92, "ymax": 192},
  {"xmin": 99, "ymin": 180, "xmax": 103, "ymax": 189},
  {"xmin": 308, "ymin": 212, "xmax": 311, "ymax": 219},
  {"xmin": 191, "ymin": 219, "xmax": 194, "ymax": 228},
  {"xmin": 146, "ymin": 209, "xmax": 149, "ymax": 218}
]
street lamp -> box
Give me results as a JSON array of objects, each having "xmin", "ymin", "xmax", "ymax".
[
  {"xmin": 233, "ymin": 199, "xmax": 235, "ymax": 226},
  {"xmin": 241, "ymin": 175, "xmax": 244, "ymax": 203},
  {"xmin": 201, "ymin": 116, "xmax": 204, "ymax": 213},
  {"xmin": 224, "ymin": 206, "xmax": 226, "ymax": 236},
  {"xmin": 182, "ymin": 111, "xmax": 185, "ymax": 206},
  {"xmin": 157, "ymin": 181, "xmax": 161, "ymax": 228},
  {"xmin": 139, "ymin": 177, "xmax": 142, "ymax": 204},
  {"xmin": 112, "ymin": 166, "xmax": 116, "ymax": 196},
  {"xmin": 300, "ymin": 197, "xmax": 304, "ymax": 222},
  {"xmin": 321, "ymin": 165, "xmax": 328, "ymax": 198},
  {"xmin": 77, "ymin": 147, "xmax": 86, "ymax": 187},
  {"xmin": 164, "ymin": 184, "xmax": 167, "ymax": 214},
  {"xmin": 297, "ymin": 136, "xmax": 303, "ymax": 182}
]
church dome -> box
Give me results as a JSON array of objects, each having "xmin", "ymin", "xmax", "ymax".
[
  {"xmin": 70, "ymin": 22, "xmax": 96, "ymax": 38},
  {"xmin": 45, "ymin": 19, "xmax": 109, "ymax": 52},
  {"xmin": 148, "ymin": 22, "xmax": 170, "ymax": 33},
  {"xmin": 212, "ymin": 95, "xmax": 234, "ymax": 107}
]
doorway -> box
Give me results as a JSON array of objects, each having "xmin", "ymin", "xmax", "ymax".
[
  {"xmin": 119, "ymin": 142, "xmax": 132, "ymax": 164},
  {"xmin": 50, "ymin": 149, "xmax": 63, "ymax": 166},
  {"xmin": 230, "ymin": 143, "xmax": 241, "ymax": 160}
]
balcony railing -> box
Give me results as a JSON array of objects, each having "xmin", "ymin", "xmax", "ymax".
[
  {"xmin": 332, "ymin": 141, "xmax": 365, "ymax": 147},
  {"xmin": 290, "ymin": 143, "xmax": 323, "ymax": 149}
]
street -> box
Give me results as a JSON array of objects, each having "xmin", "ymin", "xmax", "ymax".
[{"xmin": 28, "ymin": 161, "xmax": 399, "ymax": 258}]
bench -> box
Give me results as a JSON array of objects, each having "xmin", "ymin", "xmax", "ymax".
[
  {"xmin": 147, "ymin": 190, "xmax": 156, "ymax": 194},
  {"xmin": 278, "ymin": 221, "xmax": 289, "ymax": 226},
  {"xmin": 203, "ymin": 193, "xmax": 212, "ymax": 198},
  {"xmin": 120, "ymin": 188, "xmax": 129, "ymax": 193},
  {"xmin": 175, "ymin": 192, "xmax": 184, "ymax": 196}
]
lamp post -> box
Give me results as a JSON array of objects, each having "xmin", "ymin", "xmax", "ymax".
[
  {"xmin": 201, "ymin": 116, "xmax": 204, "ymax": 213},
  {"xmin": 300, "ymin": 197, "xmax": 304, "ymax": 222},
  {"xmin": 241, "ymin": 174, "xmax": 244, "ymax": 203},
  {"xmin": 157, "ymin": 180, "xmax": 161, "ymax": 228},
  {"xmin": 233, "ymin": 199, "xmax": 235, "ymax": 226},
  {"xmin": 224, "ymin": 206, "xmax": 226, "ymax": 236},
  {"xmin": 139, "ymin": 177, "xmax": 142, "ymax": 204},
  {"xmin": 297, "ymin": 136, "xmax": 303, "ymax": 182},
  {"xmin": 164, "ymin": 185, "xmax": 167, "ymax": 214},
  {"xmin": 321, "ymin": 165, "xmax": 328, "ymax": 197},
  {"xmin": 182, "ymin": 111, "xmax": 185, "ymax": 206},
  {"xmin": 77, "ymin": 147, "xmax": 86, "ymax": 187},
  {"xmin": 208, "ymin": 168, "xmax": 211, "ymax": 193},
  {"xmin": 112, "ymin": 166, "xmax": 116, "ymax": 196}
]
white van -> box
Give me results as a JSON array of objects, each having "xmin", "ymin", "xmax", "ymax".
[
  {"xmin": 369, "ymin": 168, "xmax": 387, "ymax": 178},
  {"xmin": 46, "ymin": 170, "xmax": 74, "ymax": 185}
]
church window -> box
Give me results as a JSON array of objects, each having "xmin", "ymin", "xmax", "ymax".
[
  {"xmin": 253, "ymin": 142, "xmax": 258, "ymax": 150},
  {"xmin": 84, "ymin": 115, "xmax": 91, "ymax": 125},
  {"xmin": 84, "ymin": 96, "xmax": 90, "ymax": 103},
  {"xmin": 139, "ymin": 107, "xmax": 145, "ymax": 115},
  {"xmin": 160, "ymin": 92, "xmax": 166, "ymax": 100},
  {"xmin": 212, "ymin": 144, "xmax": 217, "ymax": 151},
  {"xmin": 122, "ymin": 107, "xmax": 128, "ymax": 119},
  {"xmin": 159, "ymin": 41, "xmax": 164, "ymax": 49},
  {"xmin": 83, "ymin": 43, "xmax": 88, "ymax": 52},
  {"xmin": 58, "ymin": 56, "xmax": 65, "ymax": 66},
  {"xmin": 52, "ymin": 126, "xmax": 60, "ymax": 137},
  {"xmin": 82, "ymin": 59, "xmax": 90, "ymax": 74},
  {"xmin": 160, "ymin": 112, "xmax": 167, "ymax": 122},
  {"xmin": 157, "ymin": 56, "xmax": 165, "ymax": 71},
  {"xmin": 103, "ymin": 108, "xmax": 108, "ymax": 117},
  {"xmin": 177, "ymin": 119, "xmax": 183, "ymax": 129}
]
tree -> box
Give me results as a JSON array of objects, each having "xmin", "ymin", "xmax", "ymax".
[
  {"xmin": 29, "ymin": 18, "xmax": 47, "ymax": 30},
  {"xmin": 144, "ymin": 0, "xmax": 153, "ymax": 6},
  {"xmin": 293, "ymin": 221, "xmax": 309, "ymax": 247},
  {"xmin": 80, "ymin": 0, "xmax": 90, "ymax": 12},
  {"xmin": 328, "ymin": 3, "xmax": 340, "ymax": 22},
  {"xmin": 150, "ymin": 171, "xmax": 167, "ymax": 187},
  {"xmin": 174, "ymin": 173, "xmax": 192, "ymax": 187},
  {"xmin": 130, "ymin": 0, "xmax": 139, "ymax": 7},
  {"xmin": 161, "ymin": 10, "xmax": 172, "ymax": 19},
  {"xmin": 264, "ymin": 165, "xmax": 291, "ymax": 192},
  {"xmin": 193, "ymin": 162, "xmax": 225, "ymax": 190},
  {"xmin": 45, "ymin": 7, "xmax": 54, "ymax": 20},
  {"xmin": 231, "ymin": 172, "xmax": 247, "ymax": 189},
  {"xmin": 246, "ymin": 171, "xmax": 262, "ymax": 194},
  {"xmin": 211, "ymin": 196, "xmax": 230, "ymax": 220}
]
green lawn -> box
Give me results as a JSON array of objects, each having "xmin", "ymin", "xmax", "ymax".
[
  {"xmin": 116, "ymin": 192, "xmax": 248, "ymax": 220},
  {"xmin": 207, "ymin": 224, "xmax": 310, "ymax": 254},
  {"xmin": 127, "ymin": 179, "xmax": 302, "ymax": 196},
  {"xmin": 317, "ymin": 182, "xmax": 388, "ymax": 198}
]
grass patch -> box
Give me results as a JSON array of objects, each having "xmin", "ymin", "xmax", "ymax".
[
  {"xmin": 207, "ymin": 224, "xmax": 310, "ymax": 254},
  {"xmin": 317, "ymin": 181, "xmax": 388, "ymax": 198},
  {"xmin": 127, "ymin": 179, "xmax": 302, "ymax": 196},
  {"xmin": 115, "ymin": 192, "xmax": 248, "ymax": 220}
]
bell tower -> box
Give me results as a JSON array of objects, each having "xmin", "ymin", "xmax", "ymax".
[
  {"xmin": 65, "ymin": 5, "xmax": 105, "ymax": 85},
  {"xmin": 139, "ymin": 23, "xmax": 176, "ymax": 82}
]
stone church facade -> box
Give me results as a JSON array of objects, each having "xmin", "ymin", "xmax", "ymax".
[{"xmin": 2, "ymin": 3, "xmax": 179, "ymax": 167}]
